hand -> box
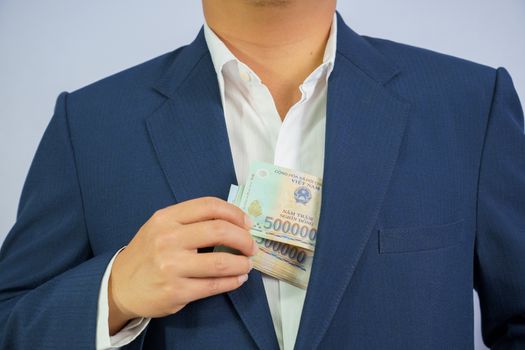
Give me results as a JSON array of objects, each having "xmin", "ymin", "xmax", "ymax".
[{"xmin": 107, "ymin": 197, "xmax": 257, "ymax": 334}]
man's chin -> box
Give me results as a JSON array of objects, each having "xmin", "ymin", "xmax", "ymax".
[{"xmin": 247, "ymin": 0, "xmax": 292, "ymax": 8}]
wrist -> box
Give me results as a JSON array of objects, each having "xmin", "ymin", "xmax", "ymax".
[{"xmin": 108, "ymin": 250, "xmax": 136, "ymax": 335}]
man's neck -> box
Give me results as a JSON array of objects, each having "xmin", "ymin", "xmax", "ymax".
[{"xmin": 202, "ymin": 0, "xmax": 337, "ymax": 120}]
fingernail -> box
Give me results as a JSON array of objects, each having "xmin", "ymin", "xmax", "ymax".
[
  {"xmin": 244, "ymin": 215, "xmax": 253, "ymax": 229},
  {"xmin": 248, "ymin": 259, "xmax": 254, "ymax": 270},
  {"xmin": 238, "ymin": 274, "xmax": 248, "ymax": 284}
]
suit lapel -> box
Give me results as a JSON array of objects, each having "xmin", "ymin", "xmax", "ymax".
[
  {"xmin": 294, "ymin": 15, "xmax": 411, "ymax": 349},
  {"xmin": 146, "ymin": 29, "xmax": 279, "ymax": 350}
]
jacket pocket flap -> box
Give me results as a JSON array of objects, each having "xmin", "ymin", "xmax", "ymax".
[{"xmin": 379, "ymin": 219, "xmax": 465, "ymax": 254}]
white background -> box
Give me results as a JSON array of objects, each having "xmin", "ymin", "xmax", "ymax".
[{"xmin": 1, "ymin": 1, "xmax": 524, "ymax": 349}]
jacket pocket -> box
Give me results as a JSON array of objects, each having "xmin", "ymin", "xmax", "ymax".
[{"xmin": 379, "ymin": 219, "xmax": 465, "ymax": 254}]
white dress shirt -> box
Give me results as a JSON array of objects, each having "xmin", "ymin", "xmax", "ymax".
[{"xmin": 96, "ymin": 14, "xmax": 337, "ymax": 350}]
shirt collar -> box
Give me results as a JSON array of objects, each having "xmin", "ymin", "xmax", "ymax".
[{"xmin": 203, "ymin": 13, "xmax": 338, "ymax": 83}]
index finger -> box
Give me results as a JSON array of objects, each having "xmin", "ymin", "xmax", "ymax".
[{"xmin": 161, "ymin": 196, "xmax": 252, "ymax": 229}]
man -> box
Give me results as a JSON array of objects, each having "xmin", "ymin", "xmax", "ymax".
[{"xmin": 0, "ymin": 0, "xmax": 524, "ymax": 349}]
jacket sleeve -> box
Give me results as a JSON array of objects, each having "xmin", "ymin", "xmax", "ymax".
[
  {"xmin": 474, "ymin": 67, "xmax": 525, "ymax": 349},
  {"xmin": 0, "ymin": 92, "xmax": 118, "ymax": 349}
]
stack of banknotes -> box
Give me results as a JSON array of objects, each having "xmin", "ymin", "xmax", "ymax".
[{"xmin": 224, "ymin": 161, "xmax": 323, "ymax": 289}]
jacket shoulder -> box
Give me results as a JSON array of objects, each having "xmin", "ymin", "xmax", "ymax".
[
  {"xmin": 362, "ymin": 36, "xmax": 500, "ymax": 118},
  {"xmin": 364, "ymin": 36, "xmax": 496, "ymax": 78},
  {"xmin": 361, "ymin": 35, "xmax": 500, "ymax": 102},
  {"xmin": 66, "ymin": 46, "xmax": 185, "ymax": 111}
]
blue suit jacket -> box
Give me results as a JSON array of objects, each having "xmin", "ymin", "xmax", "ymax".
[{"xmin": 1, "ymin": 13, "xmax": 524, "ymax": 349}]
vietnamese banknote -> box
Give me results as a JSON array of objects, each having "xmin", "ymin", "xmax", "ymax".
[
  {"xmin": 223, "ymin": 162, "xmax": 323, "ymax": 288},
  {"xmin": 236, "ymin": 161, "xmax": 322, "ymax": 251}
]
